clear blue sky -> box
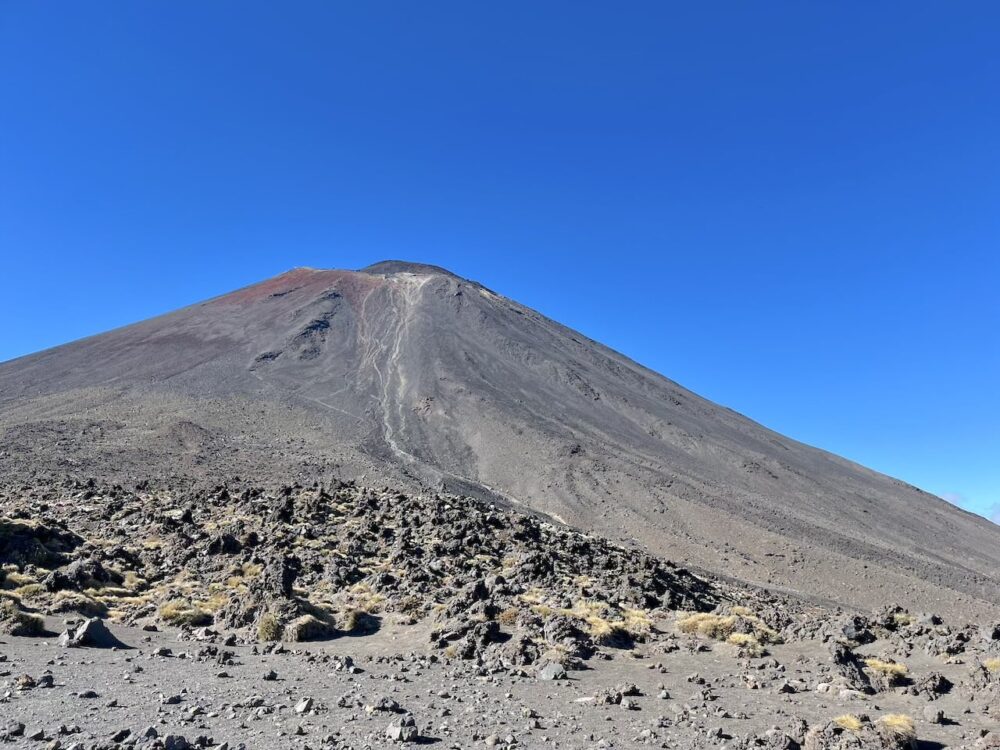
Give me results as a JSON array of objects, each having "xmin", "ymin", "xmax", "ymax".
[{"xmin": 1, "ymin": 3, "xmax": 997, "ymax": 522}]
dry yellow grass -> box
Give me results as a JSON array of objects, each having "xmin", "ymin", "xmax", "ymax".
[
  {"xmin": 497, "ymin": 607, "xmax": 520, "ymax": 626},
  {"xmin": 864, "ymin": 658, "xmax": 908, "ymax": 676},
  {"xmin": 878, "ymin": 714, "xmax": 915, "ymax": 740},
  {"xmin": 52, "ymin": 591, "xmax": 107, "ymax": 617},
  {"xmin": 621, "ymin": 608, "xmax": 652, "ymax": 637},
  {"xmin": 677, "ymin": 612, "xmax": 738, "ymax": 639},
  {"xmin": 159, "ymin": 598, "xmax": 212, "ymax": 627},
  {"xmin": 13, "ymin": 583, "xmax": 45, "ymax": 600},
  {"xmin": 284, "ymin": 614, "xmax": 332, "ymax": 642},
  {"xmin": 527, "ymin": 598, "xmax": 654, "ymax": 644},
  {"xmin": 0, "ymin": 599, "xmax": 45, "ymax": 636},
  {"xmin": 984, "ymin": 657, "xmax": 1000, "ymax": 673},
  {"xmin": 834, "ymin": 714, "xmax": 863, "ymax": 732},
  {"xmin": 727, "ymin": 632, "xmax": 764, "ymax": 657},
  {"xmin": 677, "ymin": 609, "xmax": 781, "ymax": 651},
  {"xmin": 257, "ymin": 612, "xmax": 282, "ymax": 641},
  {"xmin": 1, "ymin": 571, "xmax": 36, "ymax": 590},
  {"xmin": 122, "ymin": 571, "xmax": 147, "ymax": 591}
]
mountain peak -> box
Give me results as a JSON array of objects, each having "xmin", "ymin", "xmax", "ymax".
[{"xmin": 359, "ymin": 260, "xmax": 463, "ymax": 278}]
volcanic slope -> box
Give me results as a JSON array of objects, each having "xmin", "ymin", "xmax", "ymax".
[{"xmin": 0, "ymin": 261, "xmax": 997, "ymax": 618}]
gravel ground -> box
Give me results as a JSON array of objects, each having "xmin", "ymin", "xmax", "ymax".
[{"xmin": 2, "ymin": 613, "xmax": 999, "ymax": 750}]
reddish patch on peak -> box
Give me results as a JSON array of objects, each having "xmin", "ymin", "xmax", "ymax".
[{"xmin": 212, "ymin": 268, "xmax": 384, "ymax": 309}]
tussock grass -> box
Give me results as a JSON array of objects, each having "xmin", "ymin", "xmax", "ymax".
[
  {"xmin": 541, "ymin": 642, "xmax": 573, "ymax": 665},
  {"xmin": 677, "ymin": 608, "xmax": 781, "ymax": 653},
  {"xmin": 0, "ymin": 599, "xmax": 45, "ymax": 636},
  {"xmin": 122, "ymin": 571, "xmax": 147, "ymax": 591},
  {"xmin": 159, "ymin": 598, "xmax": 212, "ymax": 627},
  {"xmin": 892, "ymin": 612, "xmax": 915, "ymax": 627},
  {"xmin": 877, "ymin": 714, "xmax": 915, "ymax": 741},
  {"xmin": 257, "ymin": 612, "xmax": 282, "ymax": 641},
  {"xmin": 864, "ymin": 658, "xmax": 908, "ymax": 677},
  {"xmin": 519, "ymin": 587, "xmax": 546, "ymax": 605},
  {"xmin": 497, "ymin": 607, "xmax": 520, "ymax": 626},
  {"xmin": 621, "ymin": 608, "xmax": 652, "ymax": 637},
  {"xmin": 528, "ymin": 598, "xmax": 655, "ymax": 644},
  {"xmin": 727, "ymin": 632, "xmax": 764, "ymax": 657},
  {"xmin": 984, "ymin": 657, "xmax": 1000, "ymax": 673},
  {"xmin": 677, "ymin": 612, "xmax": 738, "ymax": 639},
  {"xmin": 13, "ymin": 583, "xmax": 45, "ymax": 600},
  {"xmin": 1, "ymin": 571, "xmax": 37, "ymax": 590},
  {"xmin": 52, "ymin": 591, "xmax": 107, "ymax": 617},
  {"xmin": 284, "ymin": 614, "xmax": 333, "ymax": 642},
  {"xmin": 834, "ymin": 714, "xmax": 863, "ymax": 732}
]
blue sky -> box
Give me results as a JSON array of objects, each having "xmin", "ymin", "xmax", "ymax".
[{"xmin": 1, "ymin": 3, "xmax": 997, "ymax": 522}]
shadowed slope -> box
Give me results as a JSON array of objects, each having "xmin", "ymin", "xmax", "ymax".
[{"xmin": 1, "ymin": 263, "xmax": 998, "ymax": 618}]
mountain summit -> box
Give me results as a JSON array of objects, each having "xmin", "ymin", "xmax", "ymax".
[{"xmin": 2, "ymin": 263, "xmax": 998, "ymax": 617}]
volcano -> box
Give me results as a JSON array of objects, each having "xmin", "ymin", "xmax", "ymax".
[{"xmin": 1, "ymin": 261, "xmax": 997, "ymax": 617}]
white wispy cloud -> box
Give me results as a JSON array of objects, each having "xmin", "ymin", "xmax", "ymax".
[{"xmin": 940, "ymin": 492, "xmax": 966, "ymax": 507}]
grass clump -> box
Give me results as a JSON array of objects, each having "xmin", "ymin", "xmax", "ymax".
[
  {"xmin": 621, "ymin": 608, "xmax": 653, "ymax": 637},
  {"xmin": 52, "ymin": 591, "xmax": 108, "ymax": 617},
  {"xmin": 284, "ymin": 614, "xmax": 333, "ymax": 642},
  {"xmin": 877, "ymin": 714, "xmax": 915, "ymax": 741},
  {"xmin": 864, "ymin": 658, "xmax": 908, "ymax": 677},
  {"xmin": 727, "ymin": 632, "xmax": 764, "ymax": 657},
  {"xmin": 678, "ymin": 612, "xmax": 737, "ymax": 639},
  {"xmin": 1, "ymin": 570, "xmax": 37, "ymax": 590},
  {"xmin": 497, "ymin": 607, "xmax": 520, "ymax": 626},
  {"xmin": 984, "ymin": 657, "xmax": 1000, "ymax": 673},
  {"xmin": 0, "ymin": 599, "xmax": 45, "ymax": 636},
  {"xmin": 13, "ymin": 583, "xmax": 45, "ymax": 600},
  {"xmin": 257, "ymin": 612, "xmax": 282, "ymax": 641},
  {"xmin": 677, "ymin": 608, "xmax": 781, "ymax": 653},
  {"xmin": 833, "ymin": 714, "xmax": 863, "ymax": 732},
  {"xmin": 528, "ymin": 598, "xmax": 655, "ymax": 645},
  {"xmin": 159, "ymin": 598, "xmax": 212, "ymax": 627}
]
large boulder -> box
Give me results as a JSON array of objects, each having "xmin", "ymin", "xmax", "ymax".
[{"xmin": 58, "ymin": 618, "xmax": 127, "ymax": 648}]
